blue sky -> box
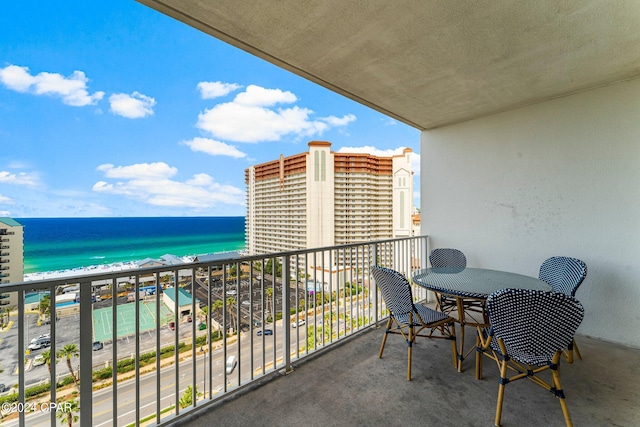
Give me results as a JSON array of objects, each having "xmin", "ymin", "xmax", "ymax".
[{"xmin": 0, "ymin": 1, "xmax": 420, "ymax": 218}]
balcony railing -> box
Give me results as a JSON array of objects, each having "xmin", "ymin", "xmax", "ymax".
[{"xmin": 0, "ymin": 235, "xmax": 429, "ymax": 426}]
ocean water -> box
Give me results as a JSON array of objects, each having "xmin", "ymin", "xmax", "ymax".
[{"xmin": 17, "ymin": 217, "xmax": 246, "ymax": 274}]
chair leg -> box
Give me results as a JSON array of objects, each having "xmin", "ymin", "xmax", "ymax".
[
  {"xmin": 552, "ymin": 367, "xmax": 574, "ymax": 427},
  {"xmin": 378, "ymin": 317, "xmax": 392, "ymax": 359},
  {"xmin": 494, "ymin": 360, "xmax": 509, "ymax": 426},
  {"xmin": 450, "ymin": 323, "xmax": 458, "ymax": 369},
  {"xmin": 573, "ymin": 339, "xmax": 582, "ymax": 360},
  {"xmin": 475, "ymin": 333, "xmax": 483, "ymax": 380},
  {"xmin": 407, "ymin": 324, "xmax": 414, "ymax": 381}
]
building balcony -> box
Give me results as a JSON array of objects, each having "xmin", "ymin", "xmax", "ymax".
[
  {"xmin": 178, "ymin": 326, "xmax": 637, "ymax": 427},
  {"xmin": 0, "ymin": 236, "xmax": 637, "ymax": 426}
]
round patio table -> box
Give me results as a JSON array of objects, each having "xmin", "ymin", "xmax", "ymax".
[{"xmin": 412, "ymin": 267, "xmax": 550, "ymax": 374}]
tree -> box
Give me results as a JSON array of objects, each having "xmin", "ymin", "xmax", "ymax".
[
  {"xmin": 200, "ymin": 305, "xmax": 208, "ymax": 320},
  {"xmin": 56, "ymin": 398, "xmax": 80, "ymax": 427},
  {"xmin": 57, "ymin": 344, "xmax": 79, "ymax": 387},
  {"xmin": 265, "ymin": 287, "xmax": 274, "ymax": 318},
  {"xmin": 41, "ymin": 349, "xmax": 53, "ymax": 375},
  {"xmin": 227, "ymin": 264, "xmax": 238, "ymax": 279},
  {"xmin": 212, "ymin": 299, "xmax": 223, "ymax": 329},
  {"xmin": 39, "ymin": 294, "xmax": 51, "ymax": 318},
  {"xmin": 226, "ymin": 297, "xmax": 237, "ymax": 333}
]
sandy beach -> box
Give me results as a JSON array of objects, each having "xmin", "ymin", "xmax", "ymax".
[{"xmin": 23, "ymin": 257, "xmax": 194, "ymax": 282}]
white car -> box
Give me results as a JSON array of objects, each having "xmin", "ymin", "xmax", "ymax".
[
  {"xmin": 292, "ymin": 320, "xmax": 306, "ymax": 328},
  {"xmin": 28, "ymin": 338, "xmax": 50, "ymax": 351},
  {"xmin": 33, "ymin": 355, "xmax": 45, "ymax": 366}
]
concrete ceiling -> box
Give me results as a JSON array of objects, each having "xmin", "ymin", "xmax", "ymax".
[{"xmin": 138, "ymin": 0, "xmax": 640, "ymax": 130}]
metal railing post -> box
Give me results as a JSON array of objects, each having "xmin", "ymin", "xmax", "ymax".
[
  {"xmin": 282, "ymin": 255, "xmax": 291, "ymax": 372},
  {"xmin": 79, "ymin": 279, "xmax": 93, "ymax": 425},
  {"xmin": 371, "ymin": 243, "xmax": 378, "ymax": 325}
]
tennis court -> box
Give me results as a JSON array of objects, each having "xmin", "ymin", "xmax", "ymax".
[{"xmin": 93, "ymin": 301, "xmax": 173, "ymax": 342}]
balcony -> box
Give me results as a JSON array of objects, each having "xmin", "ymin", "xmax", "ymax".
[
  {"xmin": 180, "ymin": 326, "xmax": 638, "ymax": 427},
  {"xmin": 0, "ymin": 236, "xmax": 430, "ymax": 426},
  {"xmin": 0, "ymin": 235, "xmax": 636, "ymax": 426}
]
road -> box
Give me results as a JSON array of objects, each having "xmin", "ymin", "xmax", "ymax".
[{"xmin": 7, "ymin": 323, "xmax": 304, "ymax": 427}]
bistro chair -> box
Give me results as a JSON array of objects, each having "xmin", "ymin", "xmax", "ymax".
[
  {"xmin": 539, "ymin": 256, "xmax": 588, "ymax": 359},
  {"xmin": 428, "ymin": 248, "xmax": 467, "ymax": 315},
  {"xmin": 371, "ymin": 265, "xmax": 457, "ymax": 380},
  {"xmin": 477, "ymin": 289, "xmax": 584, "ymax": 427},
  {"xmin": 429, "ymin": 248, "xmax": 467, "ymax": 269}
]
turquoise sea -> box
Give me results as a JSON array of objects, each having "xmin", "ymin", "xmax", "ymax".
[{"xmin": 16, "ymin": 217, "xmax": 246, "ymax": 274}]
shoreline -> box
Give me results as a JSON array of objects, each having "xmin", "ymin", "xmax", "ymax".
[{"xmin": 24, "ymin": 250, "xmax": 244, "ymax": 282}]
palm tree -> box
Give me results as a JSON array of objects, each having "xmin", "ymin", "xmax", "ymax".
[
  {"xmin": 265, "ymin": 287, "xmax": 274, "ymax": 318},
  {"xmin": 200, "ymin": 305, "xmax": 208, "ymax": 321},
  {"xmin": 226, "ymin": 297, "xmax": 237, "ymax": 333},
  {"xmin": 56, "ymin": 398, "xmax": 79, "ymax": 426},
  {"xmin": 56, "ymin": 344, "xmax": 79, "ymax": 387},
  {"xmin": 39, "ymin": 293, "xmax": 51, "ymax": 318},
  {"xmin": 212, "ymin": 299, "xmax": 223, "ymax": 329},
  {"xmin": 41, "ymin": 349, "xmax": 53, "ymax": 375}
]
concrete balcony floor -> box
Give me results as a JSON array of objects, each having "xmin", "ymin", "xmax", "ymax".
[{"xmin": 176, "ymin": 325, "xmax": 640, "ymax": 427}]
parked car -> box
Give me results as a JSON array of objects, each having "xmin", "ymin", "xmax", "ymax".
[
  {"xmin": 257, "ymin": 329, "xmax": 273, "ymax": 336},
  {"xmin": 28, "ymin": 338, "xmax": 51, "ymax": 351},
  {"xmin": 33, "ymin": 355, "xmax": 45, "ymax": 366},
  {"xmin": 92, "ymin": 341, "xmax": 103, "ymax": 351}
]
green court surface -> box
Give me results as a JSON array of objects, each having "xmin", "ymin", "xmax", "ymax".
[{"xmin": 93, "ymin": 301, "xmax": 173, "ymax": 342}]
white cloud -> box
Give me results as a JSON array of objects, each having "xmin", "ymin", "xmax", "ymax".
[
  {"xmin": 181, "ymin": 137, "xmax": 247, "ymax": 159},
  {"xmin": 0, "ymin": 170, "xmax": 40, "ymax": 186},
  {"xmin": 197, "ymin": 81, "xmax": 241, "ymax": 99},
  {"xmin": 337, "ymin": 146, "xmax": 420, "ymax": 175},
  {"xmin": 233, "ymin": 85, "xmax": 297, "ymax": 107},
  {"xmin": 96, "ymin": 162, "xmax": 177, "ymax": 180},
  {"xmin": 109, "ymin": 91, "xmax": 155, "ymax": 119},
  {"xmin": 0, "ymin": 194, "xmax": 13, "ymax": 204},
  {"xmin": 196, "ymin": 84, "xmax": 356, "ymax": 143},
  {"xmin": 93, "ymin": 163, "xmax": 244, "ymax": 208},
  {"xmin": 0, "ymin": 64, "xmax": 104, "ymax": 106},
  {"xmin": 0, "ymin": 211, "xmax": 10, "ymax": 216},
  {"xmin": 322, "ymin": 114, "xmax": 357, "ymax": 127}
]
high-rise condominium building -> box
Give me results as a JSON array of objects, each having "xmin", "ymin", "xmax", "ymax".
[
  {"xmin": 245, "ymin": 141, "xmax": 413, "ymax": 257},
  {"xmin": 0, "ymin": 218, "xmax": 24, "ymax": 308}
]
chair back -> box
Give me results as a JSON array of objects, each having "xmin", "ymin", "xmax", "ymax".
[
  {"xmin": 371, "ymin": 266, "xmax": 415, "ymax": 317},
  {"xmin": 429, "ymin": 248, "xmax": 467, "ymax": 268},
  {"xmin": 539, "ymin": 256, "xmax": 587, "ymax": 296},
  {"xmin": 486, "ymin": 289, "xmax": 584, "ymax": 357}
]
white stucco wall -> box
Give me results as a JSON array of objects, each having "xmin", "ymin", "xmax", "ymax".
[{"xmin": 421, "ymin": 77, "xmax": 640, "ymax": 348}]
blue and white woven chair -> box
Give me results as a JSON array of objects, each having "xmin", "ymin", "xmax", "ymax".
[
  {"xmin": 371, "ymin": 265, "xmax": 457, "ymax": 381},
  {"xmin": 428, "ymin": 248, "xmax": 467, "ymax": 315},
  {"xmin": 477, "ymin": 289, "xmax": 584, "ymax": 427},
  {"xmin": 539, "ymin": 256, "xmax": 588, "ymax": 359},
  {"xmin": 429, "ymin": 248, "xmax": 467, "ymax": 269}
]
